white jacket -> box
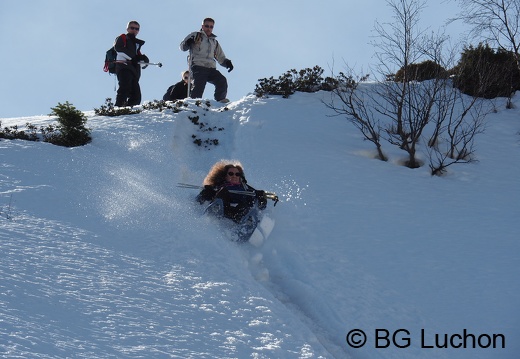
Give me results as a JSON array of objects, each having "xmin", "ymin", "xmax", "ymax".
[{"xmin": 180, "ymin": 31, "xmax": 228, "ymax": 69}]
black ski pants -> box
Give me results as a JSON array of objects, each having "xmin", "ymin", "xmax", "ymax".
[
  {"xmin": 190, "ymin": 65, "xmax": 227, "ymax": 101},
  {"xmin": 115, "ymin": 68, "xmax": 141, "ymax": 107}
]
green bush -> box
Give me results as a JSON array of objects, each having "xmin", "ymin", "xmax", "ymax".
[
  {"xmin": 0, "ymin": 122, "xmax": 36, "ymax": 141},
  {"xmin": 452, "ymin": 43, "xmax": 520, "ymax": 98},
  {"xmin": 48, "ymin": 102, "xmax": 92, "ymax": 147},
  {"xmin": 94, "ymin": 98, "xmax": 142, "ymax": 116},
  {"xmin": 254, "ymin": 66, "xmax": 337, "ymax": 98},
  {"xmin": 255, "ymin": 74, "xmax": 295, "ymax": 98},
  {"xmin": 1, "ymin": 121, "xmax": 60, "ymax": 143},
  {"xmin": 394, "ymin": 60, "xmax": 448, "ymax": 82}
]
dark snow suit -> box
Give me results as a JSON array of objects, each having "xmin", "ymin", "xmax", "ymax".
[
  {"xmin": 197, "ymin": 182, "xmax": 267, "ymax": 223},
  {"xmin": 114, "ymin": 33, "xmax": 145, "ymax": 107},
  {"xmin": 162, "ymin": 81, "xmax": 189, "ymax": 101}
]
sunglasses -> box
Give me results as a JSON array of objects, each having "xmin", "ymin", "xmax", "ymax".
[
  {"xmin": 204, "ymin": 25, "xmax": 214, "ymax": 29},
  {"xmin": 129, "ymin": 26, "xmax": 140, "ymax": 31},
  {"xmin": 227, "ymin": 172, "xmax": 241, "ymax": 177},
  {"xmin": 183, "ymin": 76, "xmax": 189, "ymax": 80}
]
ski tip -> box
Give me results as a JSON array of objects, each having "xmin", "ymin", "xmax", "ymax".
[{"xmin": 249, "ymin": 228, "xmax": 264, "ymax": 247}]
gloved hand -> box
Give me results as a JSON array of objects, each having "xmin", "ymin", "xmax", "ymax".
[
  {"xmin": 255, "ymin": 190, "xmax": 267, "ymax": 210},
  {"xmin": 139, "ymin": 54, "xmax": 149, "ymax": 69},
  {"xmin": 185, "ymin": 37, "xmax": 195, "ymax": 47},
  {"xmin": 197, "ymin": 185, "xmax": 216, "ymax": 204},
  {"xmin": 132, "ymin": 54, "xmax": 146, "ymax": 66},
  {"xmin": 224, "ymin": 59, "xmax": 234, "ymax": 72}
]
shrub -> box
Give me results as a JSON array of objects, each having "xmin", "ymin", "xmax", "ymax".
[
  {"xmin": 255, "ymin": 74, "xmax": 295, "ymax": 98},
  {"xmin": 1, "ymin": 122, "xmax": 35, "ymax": 141},
  {"xmin": 48, "ymin": 102, "xmax": 92, "ymax": 147},
  {"xmin": 1, "ymin": 121, "xmax": 60, "ymax": 143},
  {"xmin": 94, "ymin": 98, "xmax": 141, "ymax": 116},
  {"xmin": 142, "ymin": 99, "xmax": 179, "ymax": 112},
  {"xmin": 452, "ymin": 43, "xmax": 520, "ymax": 98},
  {"xmin": 394, "ymin": 60, "xmax": 448, "ymax": 82},
  {"xmin": 254, "ymin": 66, "xmax": 337, "ymax": 98}
]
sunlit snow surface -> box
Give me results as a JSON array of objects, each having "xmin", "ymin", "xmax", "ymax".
[{"xmin": 1, "ymin": 91, "xmax": 519, "ymax": 358}]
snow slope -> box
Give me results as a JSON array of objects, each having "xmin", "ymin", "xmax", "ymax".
[{"xmin": 1, "ymin": 91, "xmax": 519, "ymax": 359}]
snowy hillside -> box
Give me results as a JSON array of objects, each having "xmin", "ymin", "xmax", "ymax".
[{"xmin": 1, "ymin": 91, "xmax": 519, "ymax": 359}]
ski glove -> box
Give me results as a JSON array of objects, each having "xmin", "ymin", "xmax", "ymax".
[
  {"xmin": 255, "ymin": 190, "xmax": 267, "ymax": 210},
  {"xmin": 224, "ymin": 59, "xmax": 234, "ymax": 72},
  {"xmin": 132, "ymin": 54, "xmax": 148, "ymax": 68},
  {"xmin": 197, "ymin": 185, "xmax": 216, "ymax": 204},
  {"xmin": 185, "ymin": 37, "xmax": 195, "ymax": 47},
  {"xmin": 139, "ymin": 54, "xmax": 150, "ymax": 69}
]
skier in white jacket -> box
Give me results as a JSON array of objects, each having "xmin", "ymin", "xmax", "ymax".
[{"xmin": 180, "ymin": 17, "xmax": 234, "ymax": 102}]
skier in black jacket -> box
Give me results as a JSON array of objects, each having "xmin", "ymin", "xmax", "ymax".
[
  {"xmin": 114, "ymin": 20, "xmax": 149, "ymax": 107},
  {"xmin": 196, "ymin": 160, "xmax": 268, "ymax": 223}
]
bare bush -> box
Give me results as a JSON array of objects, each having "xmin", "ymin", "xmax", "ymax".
[{"xmin": 325, "ymin": 71, "xmax": 388, "ymax": 161}]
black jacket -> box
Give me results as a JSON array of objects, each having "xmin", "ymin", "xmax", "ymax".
[
  {"xmin": 114, "ymin": 33, "xmax": 145, "ymax": 78},
  {"xmin": 162, "ymin": 81, "xmax": 189, "ymax": 101}
]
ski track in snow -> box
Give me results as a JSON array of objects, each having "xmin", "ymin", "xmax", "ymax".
[
  {"xmin": 169, "ymin": 98, "xmax": 423, "ymax": 358},
  {"xmin": 170, "ymin": 100, "xmax": 340, "ymax": 353}
]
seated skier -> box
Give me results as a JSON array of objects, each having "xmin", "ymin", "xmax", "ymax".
[
  {"xmin": 196, "ymin": 160, "xmax": 267, "ymax": 223},
  {"xmin": 162, "ymin": 70, "xmax": 192, "ymax": 101}
]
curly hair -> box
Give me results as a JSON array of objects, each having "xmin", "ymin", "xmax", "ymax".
[{"xmin": 202, "ymin": 159, "xmax": 246, "ymax": 187}]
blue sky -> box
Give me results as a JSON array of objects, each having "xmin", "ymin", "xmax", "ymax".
[{"xmin": 1, "ymin": 0, "xmax": 466, "ymax": 118}]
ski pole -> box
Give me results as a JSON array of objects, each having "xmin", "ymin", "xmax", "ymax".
[
  {"xmin": 177, "ymin": 183, "xmax": 202, "ymax": 189},
  {"xmin": 266, "ymin": 193, "xmax": 279, "ymax": 206},
  {"xmin": 228, "ymin": 190, "xmax": 279, "ymax": 205},
  {"xmin": 227, "ymin": 190, "xmax": 256, "ymax": 196},
  {"xmin": 139, "ymin": 61, "xmax": 163, "ymax": 67},
  {"xmin": 177, "ymin": 184, "xmax": 256, "ymax": 193},
  {"xmin": 187, "ymin": 49, "xmax": 193, "ymax": 98},
  {"xmin": 177, "ymin": 183, "xmax": 279, "ymax": 205}
]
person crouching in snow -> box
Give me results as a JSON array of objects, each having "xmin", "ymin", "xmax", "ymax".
[{"xmin": 162, "ymin": 70, "xmax": 191, "ymax": 101}]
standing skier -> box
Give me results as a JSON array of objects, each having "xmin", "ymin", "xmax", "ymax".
[
  {"xmin": 180, "ymin": 18, "xmax": 234, "ymax": 103},
  {"xmin": 114, "ymin": 20, "xmax": 149, "ymax": 107}
]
